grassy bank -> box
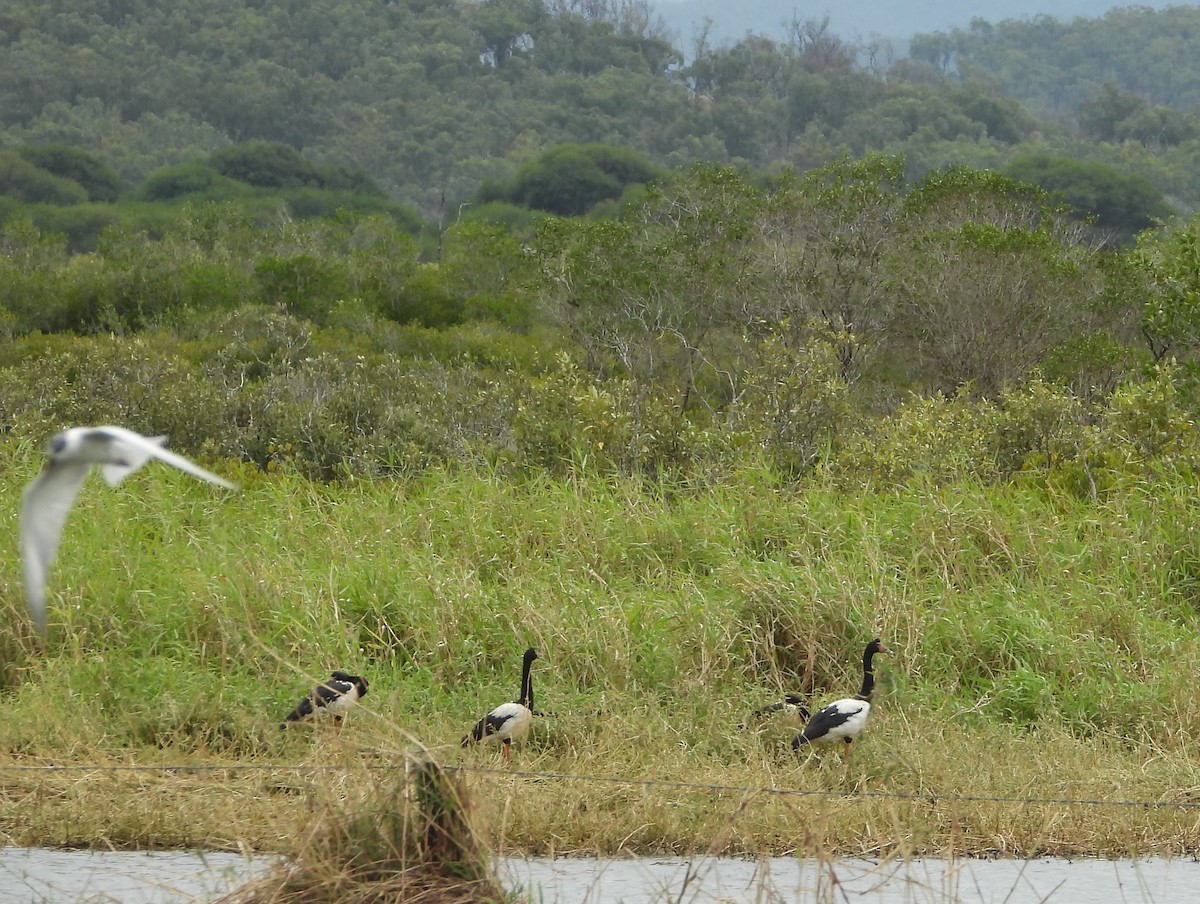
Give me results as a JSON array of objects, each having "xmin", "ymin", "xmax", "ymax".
[{"xmin": 1, "ymin": 441, "xmax": 1199, "ymax": 858}]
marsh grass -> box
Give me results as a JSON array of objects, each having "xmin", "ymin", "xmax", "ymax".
[
  {"xmin": 221, "ymin": 752, "xmax": 505, "ymax": 904},
  {"xmin": 1, "ymin": 441, "xmax": 1200, "ymax": 863}
]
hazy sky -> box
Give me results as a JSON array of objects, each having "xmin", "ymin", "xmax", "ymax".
[{"xmin": 654, "ymin": 0, "xmax": 1181, "ymax": 50}]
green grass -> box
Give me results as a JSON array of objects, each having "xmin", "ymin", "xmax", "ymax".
[{"xmin": 1, "ymin": 440, "xmax": 1199, "ymax": 858}]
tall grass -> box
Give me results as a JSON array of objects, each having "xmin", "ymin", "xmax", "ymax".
[
  {"xmin": 222, "ymin": 752, "xmax": 504, "ymax": 904},
  {"xmin": 1, "ymin": 439, "xmax": 1199, "ymax": 857}
]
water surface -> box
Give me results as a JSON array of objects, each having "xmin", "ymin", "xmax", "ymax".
[
  {"xmin": 500, "ymin": 854, "xmax": 1200, "ymax": 903},
  {"xmin": 3, "ymin": 848, "xmax": 1197, "ymax": 903},
  {"xmin": 0, "ymin": 848, "xmax": 271, "ymax": 903}
]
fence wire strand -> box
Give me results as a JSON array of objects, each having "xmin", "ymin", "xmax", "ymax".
[{"xmin": 0, "ymin": 760, "xmax": 1195, "ymax": 811}]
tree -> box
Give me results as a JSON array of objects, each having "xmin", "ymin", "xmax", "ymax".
[
  {"xmin": 535, "ymin": 164, "xmax": 765, "ymax": 413},
  {"xmin": 892, "ymin": 168, "xmax": 1113, "ymax": 397},
  {"xmin": 1136, "ymin": 215, "xmax": 1200, "ymax": 362},
  {"xmin": 1005, "ymin": 153, "xmax": 1174, "ymax": 243},
  {"xmin": 467, "ymin": 0, "xmax": 546, "ymax": 68},
  {"xmin": 0, "ymin": 148, "xmax": 88, "ymax": 204},
  {"xmin": 15, "ymin": 144, "xmax": 123, "ymax": 201},
  {"xmin": 758, "ymin": 155, "xmax": 908, "ymax": 385},
  {"xmin": 481, "ymin": 143, "xmax": 663, "ymax": 216},
  {"xmin": 210, "ymin": 142, "xmax": 323, "ymax": 190},
  {"xmin": 138, "ymin": 162, "xmax": 239, "ymax": 201},
  {"xmin": 1079, "ymin": 84, "xmax": 1149, "ymax": 143}
]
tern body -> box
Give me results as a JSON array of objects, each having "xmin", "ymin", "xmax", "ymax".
[{"xmin": 21, "ymin": 425, "xmax": 236, "ymax": 636}]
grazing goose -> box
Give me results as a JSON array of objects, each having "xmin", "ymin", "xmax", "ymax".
[
  {"xmin": 461, "ymin": 647, "xmax": 539, "ymax": 763},
  {"xmin": 740, "ymin": 693, "xmax": 811, "ymax": 730},
  {"xmin": 21, "ymin": 425, "xmax": 236, "ymax": 636},
  {"xmin": 792, "ymin": 638, "xmax": 890, "ymax": 762},
  {"xmin": 281, "ymin": 671, "xmax": 370, "ymax": 732}
]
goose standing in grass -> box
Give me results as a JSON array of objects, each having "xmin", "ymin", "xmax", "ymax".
[
  {"xmin": 792, "ymin": 638, "xmax": 890, "ymax": 763},
  {"xmin": 20, "ymin": 425, "xmax": 237, "ymax": 637},
  {"xmin": 281, "ymin": 671, "xmax": 370, "ymax": 733},
  {"xmin": 461, "ymin": 647, "xmax": 539, "ymax": 763},
  {"xmin": 740, "ymin": 693, "xmax": 811, "ymax": 730}
]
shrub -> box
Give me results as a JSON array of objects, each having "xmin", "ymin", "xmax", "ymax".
[
  {"xmin": 254, "ymin": 253, "xmax": 350, "ymax": 323},
  {"xmin": 826, "ymin": 391, "xmax": 1002, "ymax": 487},
  {"xmin": 382, "ymin": 265, "xmax": 466, "ymax": 328},
  {"xmin": 0, "ymin": 150, "xmax": 89, "ymax": 205},
  {"xmin": 993, "ymin": 377, "xmax": 1088, "ymax": 477},
  {"xmin": 138, "ymin": 162, "xmax": 244, "ymax": 201},
  {"xmin": 210, "ymin": 142, "xmax": 323, "ymax": 189},
  {"xmin": 510, "ymin": 354, "xmax": 697, "ymax": 477},
  {"xmin": 15, "ymin": 145, "xmax": 124, "ymax": 202},
  {"xmin": 724, "ymin": 336, "xmax": 850, "ymax": 479}
]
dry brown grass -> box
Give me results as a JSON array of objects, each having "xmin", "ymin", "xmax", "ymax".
[
  {"xmin": 219, "ymin": 750, "xmax": 506, "ymax": 904},
  {"xmin": 2, "ymin": 704, "xmax": 1198, "ymax": 862},
  {"xmin": 1, "ymin": 695, "xmax": 1198, "ymax": 864},
  {"xmin": 452, "ymin": 706, "xmax": 1200, "ymax": 860}
]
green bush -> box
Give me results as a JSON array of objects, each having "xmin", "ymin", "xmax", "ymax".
[
  {"xmin": 0, "ymin": 150, "xmax": 89, "ymax": 205},
  {"xmin": 209, "ymin": 142, "xmax": 324, "ymax": 189},
  {"xmin": 992, "ymin": 377, "xmax": 1088, "ymax": 477},
  {"xmin": 482, "ymin": 143, "xmax": 664, "ymax": 216},
  {"xmin": 510, "ymin": 354, "xmax": 697, "ymax": 477},
  {"xmin": 0, "ymin": 334, "xmax": 230, "ymax": 449},
  {"xmin": 826, "ymin": 391, "xmax": 1002, "ymax": 487},
  {"xmin": 382, "ymin": 265, "xmax": 466, "ymax": 328},
  {"xmin": 724, "ymin": 336, "xmax": 850, "ymax": 479},
  {"xmin": 254, "ymin": 253, "xmax": 350, "ymax": 323},
  {"xmin": 138, "ymin": 162, "xmax": 245, "ymax": 201},
  {"xmin": 15, "ymin": 145, "xmax": 124, "ymax": 202}
]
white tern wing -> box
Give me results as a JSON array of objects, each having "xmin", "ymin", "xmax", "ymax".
[
  {"xmin": 89, "ymin": 426, "xmax": 236, "ymax": 490},
  {"xmin": 20, "ymin": 426, "xmax": 236, "ymax": 636},
  {"xmin": 21, "ymin": 461, "xmax": 94, "ymax": 636}
]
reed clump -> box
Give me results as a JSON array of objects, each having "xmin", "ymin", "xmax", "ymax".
[{"xmin": 223, "ymin": 750, "xmax": 504, "ymax": 904}]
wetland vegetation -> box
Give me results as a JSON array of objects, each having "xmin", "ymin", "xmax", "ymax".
[
  {"xmin": 1, "ymin": 459, "xmax": 1199, "ymax": 863},
  {"xmin": 4, "ymin": 14, "xmax": 1200, "ymax": 881}
]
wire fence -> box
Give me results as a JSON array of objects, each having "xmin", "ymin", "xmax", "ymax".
[{"xmin": 0, "ymin": 760, "xmax": 1195, "ymax": 812}]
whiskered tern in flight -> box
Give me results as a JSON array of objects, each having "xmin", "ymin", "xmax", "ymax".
[{"xmin": 21, "ymin": 426, "xmax": 236, "ymax": 636}]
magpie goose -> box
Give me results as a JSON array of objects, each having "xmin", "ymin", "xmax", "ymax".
[
  {"xmin": 792, "ymin": 638, "xmax": 890, "ymax": 762},
  {"xmin": 21, "ymin": 425, "xmax": 236, "ymax": 636},
  {"xmin": 741, "ymin": 693, "xmax": 811, "ymax": 730},
  {"xmin": 281, "ymin": 671, "xmax": 370, "ymax": 732},
  {"xmin": 461, "ymin": 647, "xmax": 538, "ymax": 763}
]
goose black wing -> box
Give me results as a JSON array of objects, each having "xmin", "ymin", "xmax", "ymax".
[
  {"xmin": 464, "ymin": 702, "xmax": 524, "ymax": 743},
  {"xmin": 281, "ymin": 677, "xmax": 354, "ymax": 725},
  {"xmin": 799, "ymin": 699, "xmax": 868, "ymax": 741}
]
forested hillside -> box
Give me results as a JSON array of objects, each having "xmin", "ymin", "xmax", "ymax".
[
  {"xmin": 911, "ymin": 6, "xmax": 1200, "ymax": 118},
  {"xmin": 7, "ymin": 3, "xmax": 1200, "ymax": 873},
  {"xmin": 2, "ymin": 0, "xmax": 1200, "ymax": 226},
  {"xmin": 656, "ymin": 0, "xmax": 1183, "ymax": 50},
  {"xmin": 3, "ymin": 0, "xmax": 1200, "ymax": 494}
]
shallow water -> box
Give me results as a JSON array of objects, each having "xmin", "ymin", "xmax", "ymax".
[
  {"xmin": 500, "ymin": 854, "xmax": 1200, "ymax": 904},
  {"xmin": 2, "ymin": 848, "xmax": 1197, "ymax": 903},
  {"xmin": 0, "ymin": 848, "xmax": 273, "ymax": 903}
]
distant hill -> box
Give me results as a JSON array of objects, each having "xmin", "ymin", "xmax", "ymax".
[
  {"xmin": 2, "ymin": 0, "xmax": 1198, "ymax": 222},
  {"xmin": 654, "ymin": 0, "xmax": 1183, "ymax": 50}
]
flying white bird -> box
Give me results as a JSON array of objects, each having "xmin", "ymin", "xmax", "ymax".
[{"xmin": 21, "ymin": 426, "xmax": 236, "ymax": 636}]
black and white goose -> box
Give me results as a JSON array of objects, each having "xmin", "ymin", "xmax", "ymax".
[
  {"xmin": 792, "ymin": 638, "xmax": 890, "ymax": 762},
  {"xmin": 280, "ymin": 671, "xmax": 370, "ymax": 732},
  {"xmin": 740, "ymin": 693, "xmax": 811, "ymax": 730},
  {"xmin": 461, "ymin": 647, "xmax": 538, "ymax": 763}
]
